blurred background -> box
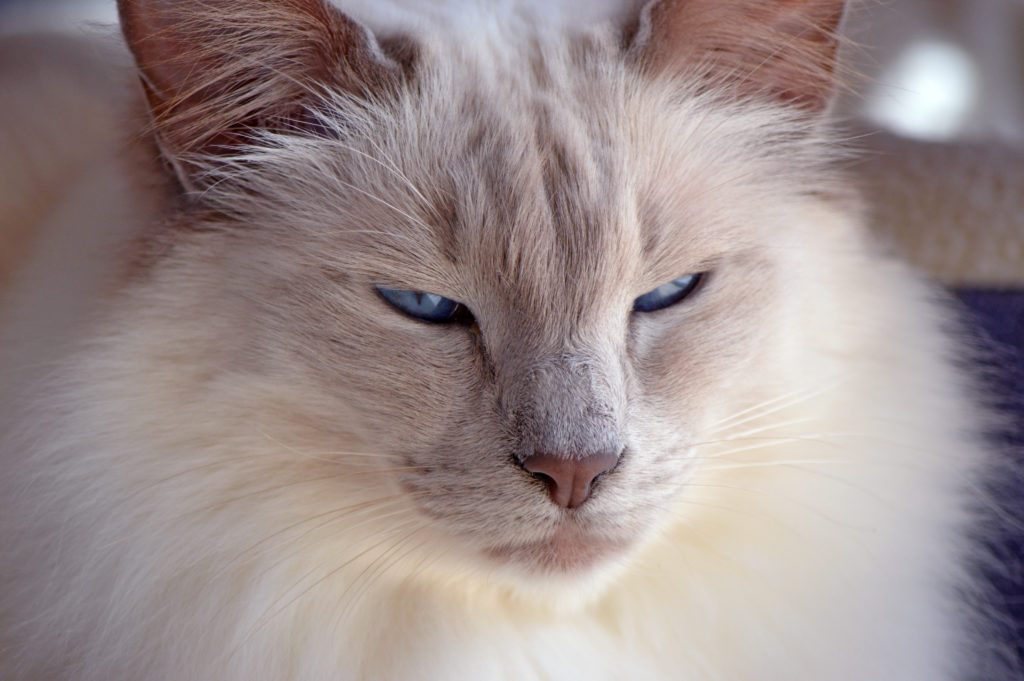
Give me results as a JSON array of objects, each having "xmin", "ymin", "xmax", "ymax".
[{"xmin": 1, "ymin": 0, "xmax": 1023, "ymax": 143}]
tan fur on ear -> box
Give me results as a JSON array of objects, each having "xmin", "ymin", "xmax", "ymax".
[
  {"xmin": 633, "ymin": 0, "xmax": 846, "ymax": 110},
  {"xmin": 118, "ymin": 0, "xmax": 402, "ymax": 169}
]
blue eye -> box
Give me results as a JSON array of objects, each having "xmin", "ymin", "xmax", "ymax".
[
  {"xmin": 376, "ymin": 287, "xmax": 467, "ymax": 323},
  {"xmin": 632, "ymin": 274, "xmax": 704, "ymax": 313}
]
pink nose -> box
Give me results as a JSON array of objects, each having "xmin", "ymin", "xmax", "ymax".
[{"xmin": 521, "ymin": 451, "xmax": 619, "ymax": 509}]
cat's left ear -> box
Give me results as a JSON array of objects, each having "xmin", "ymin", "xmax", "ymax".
[
  {"xmin": 629, "ymin": 0, "xmax": 847, "ymax": 111},
  {"xmin": 118, "ymin": 0, "xmax": 406, "ymax": 187}
]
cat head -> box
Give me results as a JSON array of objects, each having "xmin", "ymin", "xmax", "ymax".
[{"xmin": 116, "ymin": 0, "xmax": 851, "ymax": 595}]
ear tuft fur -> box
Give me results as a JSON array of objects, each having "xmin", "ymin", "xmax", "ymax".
[
  {"xmin": 118, "ymin": 0, "xmax": 404, "ymax": 178},
  {"xmin": 631, "ymin": 0, "xmax": 847, "ymax": 111}
]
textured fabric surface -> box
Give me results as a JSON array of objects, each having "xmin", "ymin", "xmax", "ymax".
[
  {"xmin": 957, "ymin": 289, "xmax": 1024, "ymax": 670},
  {"xmin": 859, "ymin": 136, "xmax": 1024, "ymax": 288},
  {"xmin": 959, "ymin": 290, "xmax": 1024, "ymax": 392}
]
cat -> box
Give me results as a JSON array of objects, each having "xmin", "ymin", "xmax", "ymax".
[{"xmin": 0, "ymin": 0, "xmax": 1015, "ymax": 679}]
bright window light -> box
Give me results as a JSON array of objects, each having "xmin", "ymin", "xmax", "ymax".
[{"xmin": 865, "ymin": 40, "xmax": 979, "ymax": 141}]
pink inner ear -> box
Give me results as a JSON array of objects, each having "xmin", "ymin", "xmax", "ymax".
[
  {"xmin": 117, "ymin": 0, "xmax": 194, "ymax": 103},
  {"xmin": 637, "ymin": 0, "xmax": 847, "ymax": 110},
  {"xmin": 117, "ymin": 0, "xmax": 401, "ymax": 161}
]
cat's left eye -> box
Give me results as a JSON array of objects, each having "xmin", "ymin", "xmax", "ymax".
[
  {"xmin": 376, "ymin": 287, "xmax": 470, "ymax": 324},
  {"xmin": 632, "ymin": 273, "xmax": 705, "ymax": 313}
]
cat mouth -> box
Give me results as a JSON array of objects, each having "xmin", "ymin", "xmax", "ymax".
[{"xmin": 485, "ymin": 523, "xmax": 630, "ymax": 573}]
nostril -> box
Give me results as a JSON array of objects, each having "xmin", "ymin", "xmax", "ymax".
[
  {"xmin": 531, "ymin": 470, "xmax": 557, "ymax": 491},
  {"xmin": 521, "ymin": 451, "xmax": 620, "ymax": 509},
  {"xmin": 531, "ymin": 470, "xmax": 554, "ymax": 483}
]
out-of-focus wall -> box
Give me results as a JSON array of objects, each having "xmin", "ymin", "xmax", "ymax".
[
  {"xmin": 0, "ymin": 0, "xmax": 117, "ymax": 34},
  {"xmin": 839, "ymin": 0, "xmax": 1024, "ymax": 143}
]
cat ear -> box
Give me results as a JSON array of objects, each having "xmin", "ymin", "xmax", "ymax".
[
  {"xmin": 117, "ymin": 0, "xmax": 404, "ymax": 185},
  {"xmin": 630, "ymin": 0, "xmax": 847, "ymax": 111}
]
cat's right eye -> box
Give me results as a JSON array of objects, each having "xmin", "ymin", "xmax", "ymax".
[
  {"xmin": 632, "ymin": 273, "xmax": 706, "ymax": 313},
  {"xmin": 376, "ymin": 287, "xmax": 471, "ymax": 324}
]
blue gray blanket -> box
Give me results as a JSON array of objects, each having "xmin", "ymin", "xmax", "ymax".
[{"xmin": 958, "ymin": 290, "xmax": 1024, "ymax": 670}]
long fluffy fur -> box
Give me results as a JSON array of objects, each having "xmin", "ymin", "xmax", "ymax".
[{"xmin": 0, "ymin": 1, "xmax": 1014, "ymax": 679}]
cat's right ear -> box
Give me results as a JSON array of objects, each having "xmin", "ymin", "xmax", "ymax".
[
  {"xmin": 629, "ymin": 0, "xmax": 848, "ymax": 112},
  {"xmin": 118, "ymin": 0, "xmax": 405, "ymax": 189}
]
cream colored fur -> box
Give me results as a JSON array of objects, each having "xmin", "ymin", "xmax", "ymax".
[{"xmin": 0, "ymin": 2, "xmax": 1013, "ymax": 680}]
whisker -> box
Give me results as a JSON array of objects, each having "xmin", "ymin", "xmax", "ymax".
[
  {"xmin": 704, "ymin": 377, "xmax": 849, "ymax": 435},
  {"xmin": 696, "ymin": 458, "xmax": 854, "ymax": 471},
  {"xmin": 670, "ymin": 497, "xmax": 782, "ymax": 523},
  {"xmin": 695, "ymin": 458, "xmax": 893, "ymax": 505},
  {"xmin": 694, "ymin": 416, "xmax": 823, "ymax": 447},
  {"xmin": 94, "ymin": 468, "xmax": 431, "ymax": 554},
  {"xmin": 338, "ymin": 529, "xmax": 431, "ymax": 620},
  {"xmin": 696, "ymin": 434, "xmax": 846, "ymax": 459},
  {"xmin": 212, "ymin": 494, "xmax": 422, "ymax": 583},
  {"xmin": 189, "ymin": 466, "xmax": 431, "ymax": 515},
  {"xmin": 203, "ymin": 499, "xmax": 426, "ymax": 630},
  {"xmin": 230, "ymin": 520, "xmax": 422, "ymax": 658},
  {"xmin": 257, "ymin": 430, "xmax": 400, "ymax": 463},
  {"xmin": 679, "ymin": 482, "xmax": 870, "ymax": 531}
]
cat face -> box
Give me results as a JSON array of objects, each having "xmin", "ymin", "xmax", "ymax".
[{"xmin": 117, "ymin": 0, "xmax": 847, "ymax": 581}]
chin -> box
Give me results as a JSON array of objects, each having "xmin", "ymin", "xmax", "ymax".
[
  {"xmin": 488, "ymin": 523, "xmax": 633, "ymax": 574},
  {"xmin": 462, "ymin": 520, "xmax": 645, "ymax": 611}
]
